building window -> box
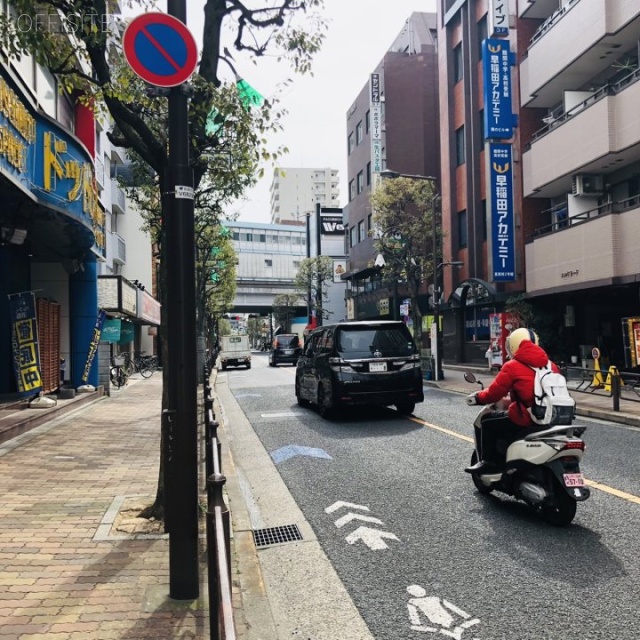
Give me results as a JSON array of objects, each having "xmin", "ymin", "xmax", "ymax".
[
  {"xmin": 455, "ymin": 126, "xmax": 465, "ymax": 166},
  {"xmin": 366, "ymin": 161, "xmax": 371, "ymax": 185},
  {"xmin": 259, "ymin": 234, "xmax": 266, "ymax": 242},
  {"xmin": 243, "ymin": 232, "xmax": 253, "ymax": 242},
  {"xmin": 293, "ymin": 260, "xmax": 301, "ymax": 268},
  {"xmin": 232, "ymin": 231, "xmax": 240, "ymax": 241},
  {"xmin": 365, "ymin": 110, "xmax": 370, "ymax": 133},
  {"xmin": 356, "ymin": 120, "xmax": 363, "ymax": 144},
  {"xmin": 357, "ymin": 170, "xmax": 364, "ymax": 194},
  {"xmin": 348, "ymin": 132, "xmax": 355, "ymax": 154},
  {"xmin": 367, "ymin": 213, "xmax": 372, "ymax": 231},
  {"xmin": 265, "ymin": 259, "xmax": 273, "ymax": 267},
  {"xmin": 350, "ymin": 226, "xmax": 357, "ymax": 247},
  {"xmin": 478, "ymin": 15, "xmax": 488, "ymax": 56},
  {"xmin": 453, "ymin": 43, "xmax": 463, "ymax": 83},
  {"xmin": 458, "ymin": 210, "xmax": 468, "ymax": 249},
  {"xmin": 349, "ymin": 179, "xmax": 355, "ymax": 201},
  {"xmin": 358, "ymin": 220, "xmax": 365, "ymax": 242}
]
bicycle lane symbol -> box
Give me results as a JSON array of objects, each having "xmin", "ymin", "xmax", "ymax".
[{"xmin": 406, "ymin": 585, "xmax": 480, "ymax": 639}]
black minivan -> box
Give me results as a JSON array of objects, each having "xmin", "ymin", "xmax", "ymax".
[
  {"xmin": 269, "ymin": 334, "xmax": 303, "ymax": 366},
  {"xmin": 295, "ymin": 321, "xmax": 424, "ymax": 418}
]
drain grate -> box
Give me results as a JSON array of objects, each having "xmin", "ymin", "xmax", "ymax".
[{"xmin": 252, "ymin": 524, "xmax": 303, "ymax": 548}]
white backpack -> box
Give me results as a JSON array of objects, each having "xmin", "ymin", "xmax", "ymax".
[{"xmin": 528, "ymin": 361, "xmax": 575, "ymax": 426}]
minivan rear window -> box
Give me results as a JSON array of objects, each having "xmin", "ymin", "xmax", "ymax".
[
  {"xmin": 337, "ymin": 327, "xmax": 415, "ymax": 358},
  {"xmin": 275, "ymin": 335, "xmax": 300, "ymax": 348}
]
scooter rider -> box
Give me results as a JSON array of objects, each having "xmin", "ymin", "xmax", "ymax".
[{"xmin": 464, "ymin": 327, "xmax": 562, "ymax": 474}]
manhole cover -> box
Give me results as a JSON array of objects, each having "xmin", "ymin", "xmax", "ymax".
[{"xmin": 252, "ymin": 524, "xmax": 303, "ymax": 548}]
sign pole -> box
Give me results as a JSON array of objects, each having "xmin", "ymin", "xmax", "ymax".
[{"xmin": 165, "ymin": 0, "xmax": 199, "ymax": 599}]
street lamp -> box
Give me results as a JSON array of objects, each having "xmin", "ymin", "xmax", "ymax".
[{"xmin": 432, "ymin": 260, "xmax": 464, "ymax": 381}]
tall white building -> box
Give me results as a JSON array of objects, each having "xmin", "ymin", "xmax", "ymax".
[{"xmin": 270, "ymin": 167, "xmax": 340, "ymax": 223}]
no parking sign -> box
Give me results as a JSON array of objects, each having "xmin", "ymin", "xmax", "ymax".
[{"xmin": 123, "ymin": 13, "xmax": 198, "ymax": 87}]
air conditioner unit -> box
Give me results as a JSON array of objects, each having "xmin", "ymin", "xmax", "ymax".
[{"xmin": 572, "ymin": 173, "xmax": 604, "ymax": 196}]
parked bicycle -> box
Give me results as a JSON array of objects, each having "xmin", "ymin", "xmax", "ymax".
[
  {"xmin": 121, "ymin": 352, "xmax": 156, "ymax": 378},
  {"xmin": 110, "ymin": 354, "xmax": 129, "ymax": 389}
]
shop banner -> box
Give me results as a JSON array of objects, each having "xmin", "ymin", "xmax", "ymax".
[
  {"xmin": 8, "ymin": 291, "xmax": 43, "ymax": 397},
  {"xmin": 119, "ymin": 321, "xmax": 135, "ymax": 345},
  {"xmin": 101, "ymin": 317, "xmax": 122, "ymax": 343},
  {"xmin": 81, "ymin": 310, "xmax": 105, "ymax": 383}
]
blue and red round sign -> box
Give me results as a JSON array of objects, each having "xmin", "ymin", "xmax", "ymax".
[{"xmin": 123, "ymin": 13, "xmax": 198, "ymax": 87}]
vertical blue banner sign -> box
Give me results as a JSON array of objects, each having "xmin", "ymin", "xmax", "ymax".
[
  {"xmin": 482, "ymin": 39, "xmax": 512, "ymax": 139},
  {"xmin": 488, "ymin": 143, "xmax": 516, "ymax": 282},
  {"xmin": 8, "ymin": 292, "xmax": 43, "ymax": 397},
  {"xmin": 82, "ymin": 310, "xmax": 106, "ymax": 383}
]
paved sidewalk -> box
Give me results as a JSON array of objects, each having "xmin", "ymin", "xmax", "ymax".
[
  {"xmin": 431, "ymin": 365, "xmax": 640, "ymax": 428},
  {"xmin": 1, "ymin": 363, "xmax": 638, "ymax": 640},
  {"xmin": 0, "ymin": 376, "xmax": 210, "ymax": 640}
]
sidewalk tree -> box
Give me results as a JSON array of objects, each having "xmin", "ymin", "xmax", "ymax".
[
  {"xmin": 294, "ymin": 256, "xmax": 334, "ymax": 323},
  {"xmin": 370, "ymin": 176, "xmax": 440, "ymax": 348},
  {"xmin": 0, "ymin": 0, "xmax": 326, "ymax": 520},
  {"xmin": 273, "ymin": 293, "xmax": 301, "ymax": 332}
]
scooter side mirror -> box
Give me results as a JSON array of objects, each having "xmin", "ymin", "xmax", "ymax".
[{"xmin": 464, "ymin": 372, "xmax": 477, "ymax": 384}]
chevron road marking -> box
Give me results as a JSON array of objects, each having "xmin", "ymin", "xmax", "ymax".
[
  {"xmin": 345, "ymin": 526, "xmax": 400, "ymax": 550},
  {"xmin": 325, "ymin": 500, "xmax": 370, "ymax": 514},
  {"xmin": 334, "ymin": 513, "xmax": 384, "ymax": 529}
]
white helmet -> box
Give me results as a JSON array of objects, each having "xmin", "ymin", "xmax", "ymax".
[{"xmin": 505, "ymin": 327, "xmax": 539, "ymax": 359}]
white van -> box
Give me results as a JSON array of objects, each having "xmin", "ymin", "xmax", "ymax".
[{"xmin": 219, "ymin": 335, "xmax": 251, "ymax": 370}]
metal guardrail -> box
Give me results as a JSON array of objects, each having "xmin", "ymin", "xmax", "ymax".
[
  {"xmin": 203, "ymin": 376, "xmax": 236, "ymax": 640},
  {"xmin": 563, "ymin": 366, "xmax": 640, "ymax": 412}
]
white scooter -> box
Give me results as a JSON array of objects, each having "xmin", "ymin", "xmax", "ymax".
[{"xmin": 464, "ymin": 372, "xmax": 590, "ymax": 526}]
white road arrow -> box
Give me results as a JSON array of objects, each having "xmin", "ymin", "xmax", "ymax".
[
  {"xmin": 325, "ymin": 501, "xmax": 370, "ymax": 514},
  {"xmin": 345, "ymin": 526, "xmax": 400, "ymax": 550},
  {"xmin": 334, "ymin": 513, "xmax": 384, "ymax": 529}
]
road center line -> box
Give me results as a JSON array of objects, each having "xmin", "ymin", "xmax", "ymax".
[
  {"xmin": 408, "ymin": 416, "xmax": 474, "ymax": 443},
  {"xmin": 409, "ymin": 416, "xmax": 640, "ymax": 506}
]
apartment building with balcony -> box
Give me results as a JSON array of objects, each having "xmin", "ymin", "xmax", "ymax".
[
  {"xmin": 342, "ymin": 12, "xmax": 440, "ymax": 322},
  {"xmin": 269, "ymin": 167, "xmax": 340, "ymax": 224},
  {"xmin": 519, "ymin": 0, "xmax": 640, "ymax": 366}
]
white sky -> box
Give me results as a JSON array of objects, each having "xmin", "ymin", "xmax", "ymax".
[
  {"xmin": 125, "ymin": 1, "xmax": 437, "ymax": 222},
  {"xmin": 185, "ymin": 0, "xmax": 438, "ymax": 222}
]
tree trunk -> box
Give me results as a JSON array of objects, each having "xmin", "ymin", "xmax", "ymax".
[{"xmin": 140, "ymin": 175, "xmax": 170, "ymax": 523}]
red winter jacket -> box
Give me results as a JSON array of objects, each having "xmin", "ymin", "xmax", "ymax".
[{"xmin": 476, "ymin": 340, "xmax": 560, "ymax": 427}]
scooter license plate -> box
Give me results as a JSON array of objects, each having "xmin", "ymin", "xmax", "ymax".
[{"xmin": 563, "ymin": 473, "xmax": 584, "ymax": 487}]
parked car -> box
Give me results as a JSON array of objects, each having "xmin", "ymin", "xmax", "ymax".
[
  {"xmin": 295, "ymin": 320, "xmax": 424, "ymax": 418},
  {"xmin": 269, "ymin": 334, "xmax": 303, "ymax": 366}
]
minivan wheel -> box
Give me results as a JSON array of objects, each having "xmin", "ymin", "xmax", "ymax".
[
  {"xmin": 317, "ymin": 385, "xmax": 333, "ymax": 419},
  {"xmin": 395, "ymin": 402, "xmax": 415, "ymax": 416},
  {"xmin": 295, "ymin": 380, "xmax": 310, "ymax": 407}
]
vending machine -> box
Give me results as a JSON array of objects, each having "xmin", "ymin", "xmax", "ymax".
[
  {"xmin": 621, "ymin": 317, "xmax": 640, "ymax": 368},
  {"xmin": 489, "ymin": 312, "xmax": 519, "ymax": 368}
]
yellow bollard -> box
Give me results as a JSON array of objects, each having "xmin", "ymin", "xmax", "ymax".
[
  {"xmin": 591, "ymin": 356, "xmax": 605, "ymax": 389},
  {"xmin": 604, "ymin": 365, "xmax": 624, "ymax": 392}
]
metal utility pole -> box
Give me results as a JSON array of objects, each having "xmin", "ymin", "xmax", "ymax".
[{"xmin": 164, "ymin": 0, "xmax": 199, "ymax": 600}]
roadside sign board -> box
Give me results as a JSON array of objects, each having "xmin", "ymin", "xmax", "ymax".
[{"xmin": 123, "ymin": 13, "xmax": 198, "ymax": 87}]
